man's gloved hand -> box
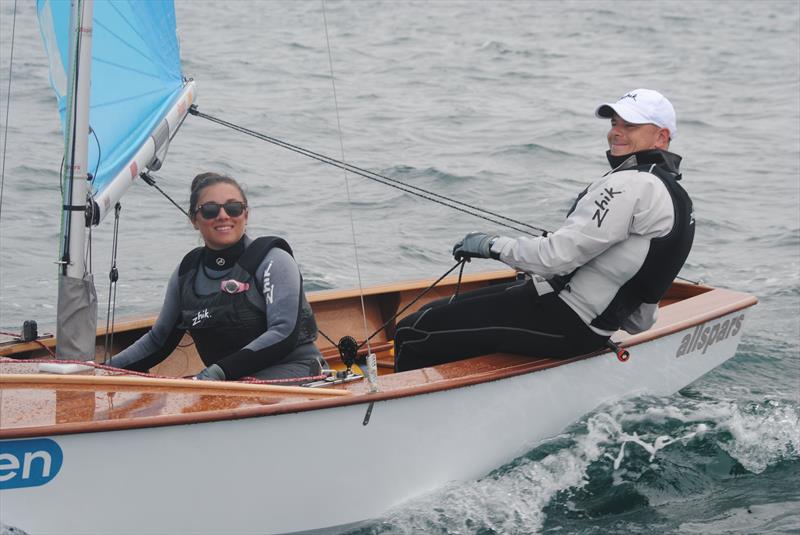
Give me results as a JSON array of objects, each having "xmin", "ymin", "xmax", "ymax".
[
  {"xmin": 452, "ymin": 232, "xmax": 496, "ymax": 261},
  {"xmin": 195, "ymin": 363, "xmax": 226, "ymax": 381}
]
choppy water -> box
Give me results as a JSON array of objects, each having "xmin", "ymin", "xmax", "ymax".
[{"xmin": 1, "ymin": 1, "xmax": 798, "ymax": 534}]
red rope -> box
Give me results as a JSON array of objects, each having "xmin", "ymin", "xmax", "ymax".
[
  {"xmin": 0, "ymin": 330, "xmax": 56, "ymax": 357},
  {"xmin": 34, "ymin": 340, "xmax": 55, "ymax": 357}
]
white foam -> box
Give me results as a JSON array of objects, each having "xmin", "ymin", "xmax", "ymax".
[
  {"xmin": 377, "ymin": 412, "xmax": 624, "ymax": 534},
  {"xmin": 716, "ymin": 401, "xmax": 800, "ymax": 474},
  {"xmin": 371, "ymin": 395, "xmax": 799, "ymax": 532},
  {"xmin": 608, "ymin": 396, "xmax": 800, "ymax": 474},
  {"xmin": 611, "ymin": 428, "xmax": 704, "ymax": 469}
]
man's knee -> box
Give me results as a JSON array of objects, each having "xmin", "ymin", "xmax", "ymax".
[
  {"xmin": 394, "ymin": 338, "xmax": 426, "ymax": 372},
  {"xmin": 393, "ymin": 317, "xmax": 429, "ymax": 372}
]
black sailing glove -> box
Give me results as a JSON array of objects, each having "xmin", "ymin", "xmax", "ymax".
[
  {"xmin": 452, "ymin": 232, "xmax": 497, "ymax": 261},
  {"xmin": 195, "ymin": 363, "xmax": 226, "ymax": 381}
]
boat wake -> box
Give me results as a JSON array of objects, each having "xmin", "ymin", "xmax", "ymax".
[{"xmin": 349, "ymin": 394, "xmax": 799, "ymax": 534}]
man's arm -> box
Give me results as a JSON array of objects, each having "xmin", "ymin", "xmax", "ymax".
[{"xmin": 491, "ymin": 171, "xmax": 675, "ymax": 276}]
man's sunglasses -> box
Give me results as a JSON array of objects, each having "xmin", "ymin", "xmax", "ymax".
[{"xmin": 194, "ymin": 201, "xmax": 247, "ymax": 219}]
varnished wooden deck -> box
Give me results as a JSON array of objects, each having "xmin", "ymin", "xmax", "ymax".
[{"xmin": 0, "ymin": 271, "xmax": 756, "ymax": 439}]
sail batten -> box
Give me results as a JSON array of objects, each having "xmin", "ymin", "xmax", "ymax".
[{"xmin": 37, "ymin": 0, "xmax": 190, "ymax": 225}]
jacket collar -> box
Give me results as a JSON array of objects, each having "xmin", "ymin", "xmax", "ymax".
[
  {"xmin": 606, "ymin": 149, "xmax": 683, "ymax": 179},
  {"xmin": 202, "ymin": 235, "xmax": 247, "ymax": 271}
]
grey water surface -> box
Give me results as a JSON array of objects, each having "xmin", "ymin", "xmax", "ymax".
[{"xmin": 1, "ymin": 1, "xmax": 798, "ymax": 534}]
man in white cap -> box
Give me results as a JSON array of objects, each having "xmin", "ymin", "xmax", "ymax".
[
  {"xmin": 597, "ymin": 88, "xmax": 677, "ymax": 156},
  {"xmin": 395, "ymin": 88, "xmax": 694, "ymax": 372}
]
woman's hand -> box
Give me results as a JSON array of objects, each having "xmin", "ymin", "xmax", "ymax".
[{"xmin": 195, "ymin": 363, "xmax": 226, "ymax": 381}]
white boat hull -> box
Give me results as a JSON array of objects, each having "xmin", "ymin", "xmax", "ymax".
[{"xmin": 1, "ymin": 309, "xmax": 749, "ymax": 535}]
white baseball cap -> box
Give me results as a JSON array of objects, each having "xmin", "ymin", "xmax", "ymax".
[{"xmin": 595, "ymin": 88, "xmax": 677, "ymax": 139}]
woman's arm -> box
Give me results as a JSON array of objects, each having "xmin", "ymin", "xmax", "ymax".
[{"xmin": 107, "ymin": 266, "xmax": 185, "ymax": 372}]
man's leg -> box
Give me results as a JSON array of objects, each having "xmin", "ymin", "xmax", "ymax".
[{"xmin": 394, "ymin": 279, "xmax": 588, "ymax": 371}]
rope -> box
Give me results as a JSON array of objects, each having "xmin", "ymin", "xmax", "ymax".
[
  {"xmin": 316, "ymin": 328, "xmax": 337, "ymax": 347},
  {"xmin": 314, "ymin": 260, "xmax": 467, "ymax": 351},
  {"xmin": 356, "ymin": 259, "xmax": 467, "ymax": 350},
  {"xmin": 0, "ymin": 330, "xmax": 55, "ymax": 357},
  {"xmin": 189, "ymin": 108, "xmax": 545, "ymax": 237},
  {"xmin": 449, "ymin": 260, "xmax": 467, "ymax": 303}
]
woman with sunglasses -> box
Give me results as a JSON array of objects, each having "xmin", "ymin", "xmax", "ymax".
[{"xmin": 109, "ymin": 172, "xmax": 326, "ymax": 381}]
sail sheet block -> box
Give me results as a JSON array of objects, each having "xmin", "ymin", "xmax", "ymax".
[{"xmin": 37, "ymin": 0, "xmax": 188, "ymax": 223}]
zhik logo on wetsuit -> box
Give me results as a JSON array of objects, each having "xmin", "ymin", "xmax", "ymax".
[
  {"xmin": 0, "ymin": 438, "xmax": 63, "ymax": 489},
  {"xmin": 263, "ymin": 261, "xmax": 275, "ymax": 305},
  {"xmin": 192, "ymin": 308, "xmax": 211, "ymax": 326},
  {"xmin": 592, "ymin": 186, "xmax": 623, "ymax": 227}
]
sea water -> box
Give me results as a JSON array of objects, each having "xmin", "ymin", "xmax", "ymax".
[{"xmin": 0, "ymin": 1, "xmax": 798, "ymax": 533}]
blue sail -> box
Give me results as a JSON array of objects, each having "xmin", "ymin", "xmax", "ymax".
[{"xmin": 37, "ymin": 0, "xmax": 192, "ymax": 223}]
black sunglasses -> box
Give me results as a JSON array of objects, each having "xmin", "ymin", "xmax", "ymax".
[{"xmin": 194, "ymin": 201, "xmax": 247, "ymax": 219}]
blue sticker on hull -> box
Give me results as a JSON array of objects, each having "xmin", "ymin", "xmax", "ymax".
[{"xmin": 0, "ymin": 438, "xmax": 63, "ymax": 489}]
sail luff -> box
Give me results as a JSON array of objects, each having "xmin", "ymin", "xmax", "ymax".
[
  {"xmin": 61, "ymin": 0, "xmax": 92, "ymax": 276},
  {"xmin": 56, "ymin": 0, "xmax": 97, "ymax": 361},
  {"xmin": 56, "ymin": 0, "xmax": 85, "ymax": 274}
]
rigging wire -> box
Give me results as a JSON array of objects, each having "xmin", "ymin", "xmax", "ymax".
[
  {"xmin": 0, "ymin": 0, "xmax": 18, "ymax": 332},
  {"xmin": 103, "ymin": 203, "xmax": 122, "ymax": 362},
  {"xmin": 186, "ymin": 111, "xmax": 704, "ymax": 286},
  {"xmin": 139, "ymin": 171, "xmax": 191, "ymax": 218},
  {"xmin": 356, "ymin": 259, "xmax": 467, "ymax": 351},
  {"xmin": 321, "ymin": 0, "xmax": 375, "ymax": 361},
  {"xmin": 0, "ymin": 0, "xmax": 18, "ymax": 230},
  {"xmin": 189, "ymin": 108, "xmax": 546, "ymax": 237}
]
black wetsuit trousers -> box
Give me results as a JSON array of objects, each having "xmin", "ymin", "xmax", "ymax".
[{"xmin": 394, "ymin": 278, "xmax": 609, "ymax": 372}]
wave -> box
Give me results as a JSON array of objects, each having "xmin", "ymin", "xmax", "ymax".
[
  {"xmin": 491, "ymin": 143, "xmax": 578, "ymax": 159},
  {"xmin": 348, "ymin": 392, "xmax": 799, "ymax": 534}
]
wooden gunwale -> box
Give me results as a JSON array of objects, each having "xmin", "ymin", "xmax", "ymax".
[
  {"xmin": 0, "ymin": 374, "xmax": 351, "ymax": 396},
  {"xmin": 0, "ymin": 276, "xmax": 756, "ymax": 439}
]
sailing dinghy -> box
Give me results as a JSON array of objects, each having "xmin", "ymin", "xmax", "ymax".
[
  {"xmin": 0, "ymin": 272, "xmax": 757, "ymax": 535},
  {"xmin": 0, "ymin": 1, "xmax": 757, "ymax": 534}
]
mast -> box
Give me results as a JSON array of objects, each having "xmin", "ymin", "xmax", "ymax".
[{"xmin": 56, "ymin": 0, "xmax": 97, "ymax": 360}]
